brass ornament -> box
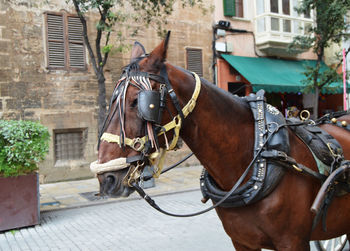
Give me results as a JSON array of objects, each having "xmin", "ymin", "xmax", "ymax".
[
  {"xmin": 149, "ymin": 104, "xmax": 155, "ymax": 109},
  {"xmin": 341, "ymin": 121, "xmax": 347, "ymax": 127},
  {"xmin": 331, "ymin": 118, "xmax": 337, "ymax": 124},
  {"xmin": 293, "ymin": 165, "xmax": 303, "ymax": 172},
  {"xmin": 299, "ymin": 110, "xmax": 310, "ymax": 121}
]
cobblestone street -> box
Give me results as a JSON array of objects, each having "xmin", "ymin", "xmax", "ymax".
[{"xmin": 0, "ymin": 190, "xmax": 233, "ymax": 251}]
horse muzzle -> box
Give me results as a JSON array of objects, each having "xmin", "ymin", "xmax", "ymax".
[
  {"xmin": 90, "ymin": 157, "xmax": 142, "ymax": 197},
  {"xmin": 97, "ymin": 170, "xmax": 135, "ymax": 197}
]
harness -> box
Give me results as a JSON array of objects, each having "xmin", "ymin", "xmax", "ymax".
[
  {"xmin": 90, "ymin": 61, "xmax": 201, "ymax": 186},
  {"xmin": 200, "ymin": 91, "xmax": 348, "ymax": 205}
]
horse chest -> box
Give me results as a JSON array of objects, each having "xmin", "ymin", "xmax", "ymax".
[{"xmin": 215, "ymin": 207, "xmax": 275, "ymax": 249}]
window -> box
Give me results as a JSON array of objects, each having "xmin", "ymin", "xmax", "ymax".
[
  {"xmin": 256, "ymin": 0, "xmax": 265, "ymax": 15},
  {"xmin": 271, "ymin": 18, "xmax": 280, "ymax": 31},
  {"xmin": 54, "ymin": 129, "xmax": 85, "ymax": 161},
  {"xmin": 283, "ymin": 19, "xmax": 291, "ymax": 32},
  {"xmin": 270, "ymin": 0, "xmax": 278, "ymax": 13},
  {"xmin": 46, "ymin": 12, "xmax": 86, "ymax": 70},
  {"xmin": 223, "ymin": 0, "xmax": 243, "ymax": 18},
  {"xmin": 282, "ymin": 0, "xmax": 290, "ymax": 15},
  {"xmin": 186, "ymin": 48, "xmax": 203, "ymax": 77}
]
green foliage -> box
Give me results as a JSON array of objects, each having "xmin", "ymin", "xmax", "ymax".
[
  {"xmin": 288, "ymin": 0, "xmax": 350, "ymax": 116},
  {"xmin": 292, "ymin": 0, "xmax": 350, "ymax": 54},
  {"xmin": 69, "ymin": 0, "xmax": 206, "ymax": 56},
  {"xmin": 0, "ymin": 120, "xmax": 50, "ymax": 177}
]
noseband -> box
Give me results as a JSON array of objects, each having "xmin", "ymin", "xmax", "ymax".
[{"xmin": 90, "ymin": 60, "xmax": 201, "ymax": 186}]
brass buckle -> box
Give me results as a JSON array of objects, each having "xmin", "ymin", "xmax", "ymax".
[{"xmin": 327, "ymin": 142, "xmax": 341, "ymax": 158}]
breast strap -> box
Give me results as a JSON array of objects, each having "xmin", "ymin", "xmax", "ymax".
[{"xmin": 200, "ymin": 90, "xmax": 289, "ymax": 207}]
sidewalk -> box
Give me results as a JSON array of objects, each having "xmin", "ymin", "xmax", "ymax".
[{"xmin": 39, "ymin": 165, "xmax": 203, "ymax": 212}]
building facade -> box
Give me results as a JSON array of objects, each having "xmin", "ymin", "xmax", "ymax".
[
  {"xmin": 213, "ymin": 0, "xmax": 344, "ymax": 117},
  {"xmin": 0, "ymin": 0, "xmax": 211, "ymax": 182}
]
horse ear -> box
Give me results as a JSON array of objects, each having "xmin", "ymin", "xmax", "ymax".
[
  {"xmin": 146, "ymin": 31, "xmax": 171, "ymax": 69},
  {"xmin": 130, "ymin": 41, "xmax": 146, "ymax": 62}
]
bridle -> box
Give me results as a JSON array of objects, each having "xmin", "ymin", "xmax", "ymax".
[
  {"xmin": 90, "ymin": 58, "xmax": 201, "ymax": 187},
  {"xmin": 90, "ymin": 58, "xmax": 291, "ymax": 218}
]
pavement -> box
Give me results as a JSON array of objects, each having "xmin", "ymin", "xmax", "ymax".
[
  {"xmin": 3, "ymin": 190, "xmax": 234, "ymax": 251},
  {"xmin": 39, "ymin": 165, "xmax": 203, "ymax": 212},
  {"xmin": 2, "ymin": 164, "xmax": 349, "ymax": 250}
]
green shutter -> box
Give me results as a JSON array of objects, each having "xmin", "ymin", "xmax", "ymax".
[{"xmin": 223, "ymin": 0, "xmax": 236, "ymax": 16}]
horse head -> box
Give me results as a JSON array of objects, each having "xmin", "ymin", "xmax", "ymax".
[{"xmin": 91, "ymin": 32, "xmax": 200, "ymax": 197}]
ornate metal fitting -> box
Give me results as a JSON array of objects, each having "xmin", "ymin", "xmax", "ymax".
[
  {"xmin": 341, "ymin": 121, "xmax": 347, "ymax": 127},
  {"xmin": 266, "ymin": 104, "xmax": 279, "ymax": 115},
  {"xmin": 149, "ymin": 104, "xmax": 155, "ymax": 109},
  {"xmin": 331, "ymin": 118, "xmax": 337, "ymax": 124},
  {"xmin": 299, "ymin": 110, "xmax": 310, "ymax": 121},
  {"xmin": 124, "ymin": 161, "xmax": 144, "ymax": 187}
]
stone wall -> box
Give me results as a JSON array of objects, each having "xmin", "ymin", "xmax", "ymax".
[{"xmin": 0, "ymin": 0, "xmax": 209, "ymax": 182}]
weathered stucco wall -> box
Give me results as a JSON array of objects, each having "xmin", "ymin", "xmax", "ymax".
[{"xmin": 0, "ymin": 0, "xmax": 210, "ymax": 182}]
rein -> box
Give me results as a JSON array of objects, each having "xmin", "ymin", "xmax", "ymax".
[
  {"xmin": 132, "ymin": 123, "xmax": 287, "ymax": 217},
  {"xmin": 133, "ymin": 117, "xmax": 330, "ymax": 217}
]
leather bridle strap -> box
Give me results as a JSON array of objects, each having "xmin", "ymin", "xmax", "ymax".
[
  {"xmin": 91, "ymin": 72, "xmax": 201, "ymax": 177},
  {"xmin": 160, "ymin": 65, "xmax": 185, "ymax": 122}
]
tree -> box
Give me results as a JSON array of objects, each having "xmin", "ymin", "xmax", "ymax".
[
  {"xmin": 289, "ymin": 0, "xmax": 350, "ymax": 118},
  {"xmin": 68, "ymin": 0, "xmax": 206, "ymax": 133}
]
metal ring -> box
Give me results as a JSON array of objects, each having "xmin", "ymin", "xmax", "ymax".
[
  {"xmin": 131, "ymin": 138, "xmax": 144, "ymax": 152},
  {"xmin": 299, "ymin": 110, "xmax": 310, "ymax": 121}
]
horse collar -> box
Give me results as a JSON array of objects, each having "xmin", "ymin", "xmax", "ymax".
[{"xmin": 200, "ymin": 90, "xmax": 289, "ymax": 207}]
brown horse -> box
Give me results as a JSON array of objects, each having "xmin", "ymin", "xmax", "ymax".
[{"xmin": 94, "ymin": 33, "xmax": 350, "ymax": 250}]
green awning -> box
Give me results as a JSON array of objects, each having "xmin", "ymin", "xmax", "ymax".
[{"xmin": 221, "ymin": 54, "xmax": 347, "ymax": 94}]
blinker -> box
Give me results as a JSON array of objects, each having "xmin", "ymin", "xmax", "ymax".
[{"xmin": 138, "ymin": 90, "xmax": 161, "ymax": 123}]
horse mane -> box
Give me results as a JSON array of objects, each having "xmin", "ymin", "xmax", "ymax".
[{"xmin": 174, "ymin": 65, "xmax": 250, "ymax": 111}]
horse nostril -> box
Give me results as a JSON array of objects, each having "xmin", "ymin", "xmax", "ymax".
[{"xmin": 106, "ymin": 175, "xmax": 115, "ymax": 185}]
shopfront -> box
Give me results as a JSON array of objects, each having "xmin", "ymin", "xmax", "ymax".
[{"xmin": 217, "ymin": 55, "xmax": 347, "ymax": 117}]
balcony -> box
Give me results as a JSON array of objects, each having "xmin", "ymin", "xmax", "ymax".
[{"xmin": 254, "ymin": 0, "xmax": 313, "ymax": 57}]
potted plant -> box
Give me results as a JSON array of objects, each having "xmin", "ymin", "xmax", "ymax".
[{"xmin": 0, "ymin": 120, "xmax": 49, "ymax": 231}]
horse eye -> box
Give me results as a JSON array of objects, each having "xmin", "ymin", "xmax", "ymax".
[{"xmin": 131, "ymin": 98, "xmax": 138, "ymax": 108}]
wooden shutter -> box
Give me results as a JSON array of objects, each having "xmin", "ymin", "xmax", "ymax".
[
  {"xmin": 223, "ymin": 0, "xmax": 236, "ymax": 17},
  {"xmin": 67, "ymin": 16, "xmax": 85, "ymax": 69},
  {"xmin": 186, "ymin": 48, "xmax": 203, "ymax": 77},
  {"xmin": 47, "ymin": 14, "xmax": 65, "ymax": 68}
]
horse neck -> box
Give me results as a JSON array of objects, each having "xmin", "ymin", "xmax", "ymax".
[{"xmin": 171, "ymin": 69, "xmax": 255, "ymax": 190}]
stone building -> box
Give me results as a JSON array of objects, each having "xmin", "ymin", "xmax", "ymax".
[{"xmin": 0, "ymin": 0, "xmax": 212, "ymax": 182}]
